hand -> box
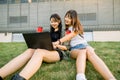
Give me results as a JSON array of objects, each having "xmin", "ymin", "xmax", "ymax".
[
  {"xmin": 56, "ymin": 44, "xmax": 67, "ymax": 50},
  {"xmin": 53, "ymin": 41, "xmax": 60, "ymax": 46},
  {"xmin": 52, "ymin": 42, "xmax": 59, "ymax": 49}
]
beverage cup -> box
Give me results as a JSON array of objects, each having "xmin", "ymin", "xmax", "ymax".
[{"xmin": 37, "ymin": 26, "xmax": 43, "ymax": 32}]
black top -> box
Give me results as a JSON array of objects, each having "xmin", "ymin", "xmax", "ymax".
[{"xmin": 50, "ymin": 30, "xmax": 61, "ymax": 42}]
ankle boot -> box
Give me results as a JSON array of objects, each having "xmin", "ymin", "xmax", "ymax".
[
  {"xmin": 0, "ymin": 76, "xmax": 3, "ymax": 80},
  {"xmin": 11, "ymin": 73, "xmax": 26, "ymax": 80}
]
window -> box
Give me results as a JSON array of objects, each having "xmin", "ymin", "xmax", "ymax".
[
  {"xmin": 15, "ymin": 0, "xmax": 21, "ymax": 3},
  {"xmin": 39, "ymin": 0, "xmax": 45, "ymax": 2},
  {"xmin": 21, "ymin": 0, "xmax": 28, "ymax": 3},
  {"xmin": 9, "ymin": 16, "xmax": 27, "ymax": 24},
  {"xmin": 8, "ymin": 0, "xmax": 15, "ymax": 4},
  {"xmin": 78, "ymin": 13, "xmax": 96, "ymax": 21},
  {"xmin": 32, "ymin": 0, "xmax": 37, "ymax": 2},
  {"xmin": 0, "ymin": 0, "xmax": 7, "ymax": 4}
]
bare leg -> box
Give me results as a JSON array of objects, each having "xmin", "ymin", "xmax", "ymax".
[
  {"xmin": 19, "ymin": 49, "xmax": 60, "ymax": 80},
  {"xmin": 86, "ymin": 46, "xmax": 116, "ymax": 80},
  {"xmin": 71, "ymin": 49, "xmax": 87, "ymax": 80},
  {"xmin": 0, "ymin": 49, "xmax": 35, "ymax": 78},
  {"xmin": 71, "ymin": 49, "xmax": 86, "ymax": 73}
]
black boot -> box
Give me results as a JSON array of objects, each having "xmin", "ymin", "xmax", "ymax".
[
  {"xmin": 0, "ymin": 76, "xmax": 3, "ymax": 80},
  {"xmin": 11, "ymin": 73, "xmax": 26, "ymax": 80}
]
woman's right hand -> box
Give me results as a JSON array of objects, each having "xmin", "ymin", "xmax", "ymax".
[{"xmin": 53, "ymin": 41, "xmax": 60, "ymax": 47}]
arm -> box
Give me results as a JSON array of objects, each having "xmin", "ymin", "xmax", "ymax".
[
  {"xmin": 55, "ymin": 44, "xmax": 67, "ymax": 50},
  {"xmin": 55, "ymin": 31, "xmax": 77, "ymax": 45},
  {"xmin": 52, "ymin": 42, "xmax": 67, "ymax": 50}
]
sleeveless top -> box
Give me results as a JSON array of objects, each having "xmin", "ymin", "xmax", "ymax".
[{"xmin": 68, "ymin": 26, "xmax": 87, "ymax": 47}]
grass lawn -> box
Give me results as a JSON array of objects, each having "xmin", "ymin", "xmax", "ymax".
[{"xmin": 0, "ymin": 42, "xmax": 120, "ymax": 80}]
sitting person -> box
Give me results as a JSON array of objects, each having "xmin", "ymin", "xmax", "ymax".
[
  {"xmin": 0, "ymin": 13, "xmax": 67, "ymax": 80},
  {"xmin": 54, "ymin": 10, "xmax": 116, "ymax": 80}
]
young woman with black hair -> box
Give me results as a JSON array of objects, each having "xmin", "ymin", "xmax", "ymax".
[{"xmin": 0, "ymin": 13, "xmax": 67, "ymax": 80}]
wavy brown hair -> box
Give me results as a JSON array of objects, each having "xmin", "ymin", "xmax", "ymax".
[{"xmin": 65, "ymin": 10, "xmax": 83, "ymax": 34}]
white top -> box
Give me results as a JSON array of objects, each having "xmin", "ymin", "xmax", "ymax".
[{"xmin": 68, "ymin": 26, "xmax": 87, "ymax": 47}]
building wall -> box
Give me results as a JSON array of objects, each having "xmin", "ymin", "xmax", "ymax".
[
  {"xmin": 93, "ymin": 31, "xmax": 120, "ymax": 41},
  {"xmin": 0, "ymin": 0, "xmax": 120, "ymax": 42},
  {"xmin": 0, "ymin": 33, "xmax": 12, "ymax": 42},
  {"xmin": 0, "ymin": 0, "xmax": 120, "ymax": 32},
  {"xmin": 0, "ymin": 31, "xmax": 120, "ymax": 42}
]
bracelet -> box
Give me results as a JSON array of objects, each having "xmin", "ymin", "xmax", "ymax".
[{"xmin": 58, "ymin": 39, "xmax": 61, "ymax": 44}]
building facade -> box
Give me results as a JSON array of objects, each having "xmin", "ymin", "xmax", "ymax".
[{"xmin": 0, "ymin": 0, "xmax": 120, "ymax": 42}]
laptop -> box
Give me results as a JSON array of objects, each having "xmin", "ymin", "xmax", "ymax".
[{"xmin": 22, "ymin": 32, "xmax": 54, "ymax": 50}]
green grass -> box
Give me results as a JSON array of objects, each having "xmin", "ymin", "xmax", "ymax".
[{"xmin": 0, "ymin": 42, "xmax": 120, "ymax": 80}]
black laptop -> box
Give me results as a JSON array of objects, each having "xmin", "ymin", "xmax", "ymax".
[{"xmin": 23, "ymin": 32, "xmax": 54, "ymax": 50}]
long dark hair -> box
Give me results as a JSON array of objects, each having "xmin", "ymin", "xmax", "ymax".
[
  {"xmin": 50, "ymin": 13, "xmax": 62, "ymax": 37},
  {"xmin": 65, "ymin": 10, "xmax": 83, "ymax": 34}
]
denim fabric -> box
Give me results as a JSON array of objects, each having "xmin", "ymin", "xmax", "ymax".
[{"xmin": 70, "ymin": 43, "xmax": 89, "ymax": 50}]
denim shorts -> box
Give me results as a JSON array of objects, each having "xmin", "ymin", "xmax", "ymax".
[{"xmin": 70, "ymin": 43, "xmax": 89, "ymax": 51}]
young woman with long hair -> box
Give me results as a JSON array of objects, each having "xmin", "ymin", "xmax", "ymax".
[{"xmin": 54, "ymin": 10, "xmax": 116, "ymax": 80}]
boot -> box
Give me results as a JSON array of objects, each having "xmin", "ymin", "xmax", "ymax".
[
  {"xmin": 0, "ymin": 76, "xmax": 3, "ymax": 80},
  {"xmin": 11, "ymin": 73, "xmax": 26, "ymax": 80}
]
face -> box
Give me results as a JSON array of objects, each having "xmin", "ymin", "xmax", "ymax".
[
  {"xmin": 50, "ymin": 18, "xmax": 60, "ymax": 29},
  {"xmin": 64, "ymin": 14, "xmax": 72, "ymax": 26}
]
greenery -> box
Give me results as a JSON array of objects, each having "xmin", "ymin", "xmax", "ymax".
[{"xmin": 0, "ymin": 42, "xmax": 120, "ymax": 80}]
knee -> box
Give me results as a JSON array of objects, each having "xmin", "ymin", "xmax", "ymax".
[
  {"xmin": 26, "ymin": 48, "xmax": 35, "ymax": 55},
  {"xmin": 86, "ymin": 48, "xmax": 96, "ymax": 58},
  {"xmin": 27, "ymin": 48, "xmax": 35, "ymax": 52},
  {"xmin": 77, "ymin": 49, "xmax": 87, "ymax": 58},
  {"xmin": 33, "ymin": 49, "xmax": 45, "ymax": 57}
]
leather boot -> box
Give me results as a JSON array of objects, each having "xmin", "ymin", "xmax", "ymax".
[
  {"xmin": 11, "ymin": 73, "xmax": 26, "ymax": 80},
  {"xmin": 0, "ymin": 76, "xmax": 3, "ymax": 80}
]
